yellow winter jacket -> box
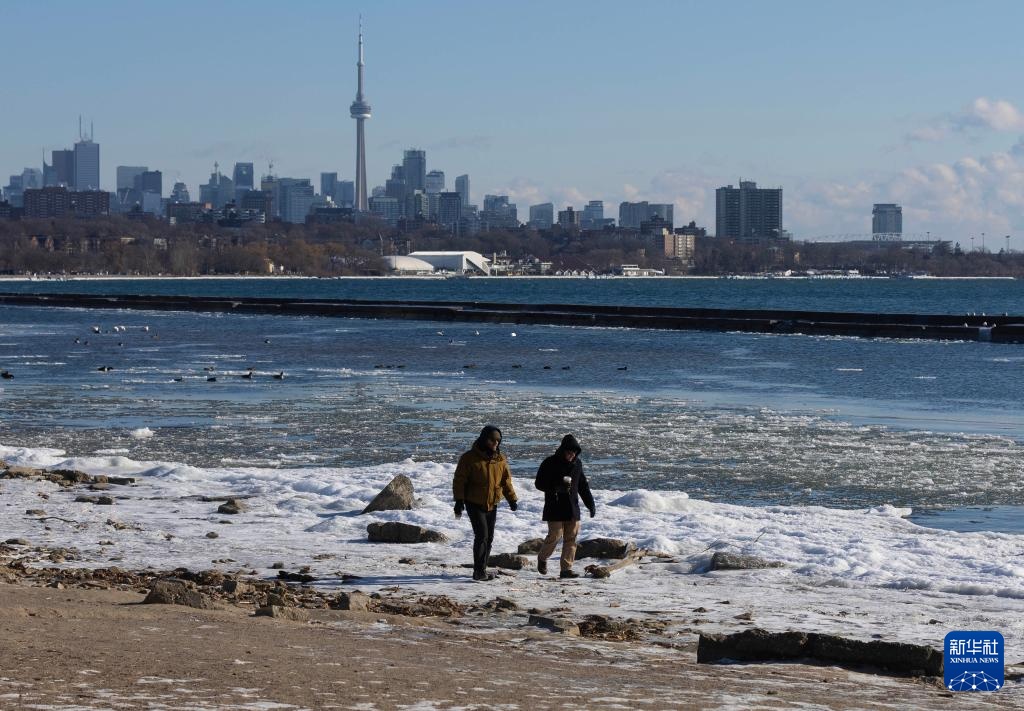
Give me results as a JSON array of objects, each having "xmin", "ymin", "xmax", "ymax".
[{"xmin": 452, "ymin": 445, "xmax": 517, "ymax": 510}]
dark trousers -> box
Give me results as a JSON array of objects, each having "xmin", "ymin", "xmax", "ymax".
[{"xmin": 466, "ymin": 502, "xmax": 496, "ymax": 576}]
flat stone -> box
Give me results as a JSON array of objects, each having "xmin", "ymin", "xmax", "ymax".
[
  {"xmin": 528, "ymin": 614, "xmax": 580, "ymax": 636},
  {"xmin": 255, "ymin": 605, "xmax": 309, "ymax": 621},
  {"xmin": 222, "ymin": 580, "xmax": 255, "ymax": 595},
  {"xmin": 575, "ymin": 538, "xmax": 636, "ymax": 559},
  {"xmin": 366, "ymin": 521, "xmax": 448, "ymax": 544},
  {"xmin": 487, "ymin": 553, "xmax": 527, "ymax": 569},
  {"xmin": 708, "ymin": 552, "xmax": 786, "ymax": 571},
  {"xmin": 4, "ymin": 538, "xmax": 29, "ymax": 545},
  {"xmin": 697, "ymin": 629, "xmax": 942, "ymax": 677}
]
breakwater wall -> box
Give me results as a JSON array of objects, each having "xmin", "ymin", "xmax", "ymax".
[{"xmin": 0, "ymin": 292, "xmax": 1022, "ymax": 343}]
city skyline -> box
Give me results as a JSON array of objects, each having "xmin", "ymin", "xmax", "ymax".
[{"xmin": 3, "ymin": 1, "xmax": 1024, "ymax": 245}]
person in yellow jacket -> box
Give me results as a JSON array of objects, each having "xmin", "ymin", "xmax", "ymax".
[{"xmin": 452, "ymin": 425, "xmax": 518, "ymax": 581}]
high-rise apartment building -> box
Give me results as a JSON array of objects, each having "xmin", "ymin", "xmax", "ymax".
[
  {"xmin": 557, "ymin": 206, "xmax": 581, "ymax": 228},
  {"xmin": 278, "ymin": 178, "xmax": 314, "ymax": 223},
  {"xmin": 437, "ymin": 192, "xmax": 462, "ymax": 230},
  {"xmin": 402, "ymin": 149, "xmax": 426, "ymax": 193},
  {"xmin": 529, "ymin": 203, "xmax": 554, "ymax": 229},
  {"xmin": 368, "ymin": 195, "xmax": 401, "ymax": 226},
  {"xmin": 872, "ymin": 203, "xmax": 902, "ymax": 235},
  {"xmin": 715, "ymin": 181, "xmax": 783, "ymax": 241},
  {"xmin": 481, "ymin": 195, "xmax": 518, "ymax": 230},
  {"xmin": 455, "ymin": 174, "xmax": 470, "ymax": 207},
  {"xmin": 200, "ymin": 166, "xmax": 234, "ymax": 209}
]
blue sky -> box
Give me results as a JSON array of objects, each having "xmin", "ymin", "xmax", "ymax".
[{"xmin": 3, "ymin": 0, "xmax": 1024, "ymax": 246}]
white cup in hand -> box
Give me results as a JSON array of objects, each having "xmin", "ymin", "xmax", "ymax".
[{"xmin": 562, "ymin": 476, "xmax": 572, "ymax": 485}]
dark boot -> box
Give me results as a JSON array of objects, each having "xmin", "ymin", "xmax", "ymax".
[
  {"xmin": 537, "ymin": 559, "xmax": 547, "ymax": 575},
  {"xmin": 559, "ymin": 569, "xmax": 579, "ymax": 579}
]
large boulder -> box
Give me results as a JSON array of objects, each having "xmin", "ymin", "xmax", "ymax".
[
  {"xmin": 697, "ymin": 629, "xmax": 942, "ymax": 677},
  {"xmin": 361, "ymin": 474, "xmax": 415, "ymax": 514},
  {"xmin": 366, "ymin": 521, "xmax": 448, "ymax": 544},
  {"xmin": 708, "ymin": 552, "xmax": 785, "ymax": 571},
  {"xmin": 143, "ymin": 580, "xmax": 213, "ymax": 609},
  {"xmin": 575, "ymin": 538, "xmax": 636, "ymax": 560}
]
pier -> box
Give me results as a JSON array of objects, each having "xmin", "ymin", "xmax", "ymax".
[{"xmin": 0, "ymin": 292, "xmax": 1021, "ymax": 342}]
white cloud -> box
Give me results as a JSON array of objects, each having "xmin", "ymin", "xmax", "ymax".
[{"xmin": 906, "ymin": 97, "xmax": 1024, "ymax": 144}]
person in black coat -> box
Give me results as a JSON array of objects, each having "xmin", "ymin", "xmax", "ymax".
[{"xmin": 534, "ymin": 434, "xmax": 595, "ymax": 578}]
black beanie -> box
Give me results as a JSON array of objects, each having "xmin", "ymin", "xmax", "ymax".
[{"xmin": 558, "ymin": 434, "xmax": 581, "ymax": 454}]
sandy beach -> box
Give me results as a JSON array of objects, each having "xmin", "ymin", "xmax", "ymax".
[{"xmin": 1, "ymin": 576, "xmax": 1012, "ymax": 711}]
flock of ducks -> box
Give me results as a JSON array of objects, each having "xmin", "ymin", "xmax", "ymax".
[{"xmin": 1, "ymin": 324, "xmax": 632, "ymax": 383}]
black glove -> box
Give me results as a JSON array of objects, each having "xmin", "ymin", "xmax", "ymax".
[
  {"xmin": 508, "ymin": 500, "xmax": 518, "ymax": 512},
  {"xmin": 454, "ymin": 500, "xmax": 465, "ymax": 517},
  {"xmin": 587, "ymin": 506, "xmax": 596, "ymax": 518}
]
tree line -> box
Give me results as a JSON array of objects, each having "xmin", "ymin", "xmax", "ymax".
[{"xmin": 0, "ymin": 216, "xmax": 1022, "ymax": 277}]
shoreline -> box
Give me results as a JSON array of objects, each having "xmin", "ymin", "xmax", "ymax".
[{"xmin": 0, "ymin": 563, "xmax": 1000, "ymax": 710}]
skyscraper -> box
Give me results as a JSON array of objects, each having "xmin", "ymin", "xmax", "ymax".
[
  {"xmin": 117, "ymin": 166, "xmax": 147, "ymax": 192},
  {"xmin": 872, "ymin": 204, "xmax": 902, "ymax": 235},
  {"xmin": 455, "ymin": 174, "xmax": 470, "ymax": 207},
  {"xmin": 73, "ymin": 123, "xmax": 100, "ymax": 191},
  {"xmin": 403, "ymin": 150, "xmax": 426, "ymax": 193},
  {"xmin": 320, "ymin": 172, "xmax": 338, "ymax": 201},
  {"xmin": 233, "ymin": 162, "xmax": 254, "ymax": 201},
  {"xmin": 715, "ymin": 181, "xmax": 783, "ymax": 241},
  {"xmin": 350, "ymin": 23, "xmax": 371, "ymax": 211},
  {"xmin": 51, "ymin": 150, "xmax": 74, "ymax": 187}
]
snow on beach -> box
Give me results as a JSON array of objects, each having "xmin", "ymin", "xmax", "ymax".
[{"xmin": 2, "ymin": 442, "xmax": 1023, "ymax": 666}]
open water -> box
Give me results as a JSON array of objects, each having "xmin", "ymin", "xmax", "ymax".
[{"xmin": 0, "ymin": 277, "xmax": 1022, "ymax": 532}]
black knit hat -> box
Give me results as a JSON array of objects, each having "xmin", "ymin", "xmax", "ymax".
[{"xmin": 558, "ymin": 434, "xmax": 581, "ymax": 454}]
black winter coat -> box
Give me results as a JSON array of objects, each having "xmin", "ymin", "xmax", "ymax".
[{"xmin": 535, "ymin": 454, "xmax": 595, "ymax": 522}]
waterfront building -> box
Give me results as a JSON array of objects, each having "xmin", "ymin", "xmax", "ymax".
[
  {"xmin": 664, "ymin": 231, "xmax": 696, "ymax": 263},
  {"xmin": 350, "ymin": 24, "xmax": 371, "ymax": 211},
  {"xmin": 872, "ymin": 203, "xmax": 902, "ymax": 235},
  {"xmin": 455, "ymin": 174, "xmax": 470, "ymax": 207},
  {"xmin": 528, "ymin": 202, "xmax": 554, "ymax": 229},
  {"xmin": 715, "ymin": 180, "xmax": 783, "ymax": 241}
]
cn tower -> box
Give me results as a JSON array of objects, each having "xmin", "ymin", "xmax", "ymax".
[{"xmin": 350, "ymin": 21, "xmax": 371, "ymax": 212}]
